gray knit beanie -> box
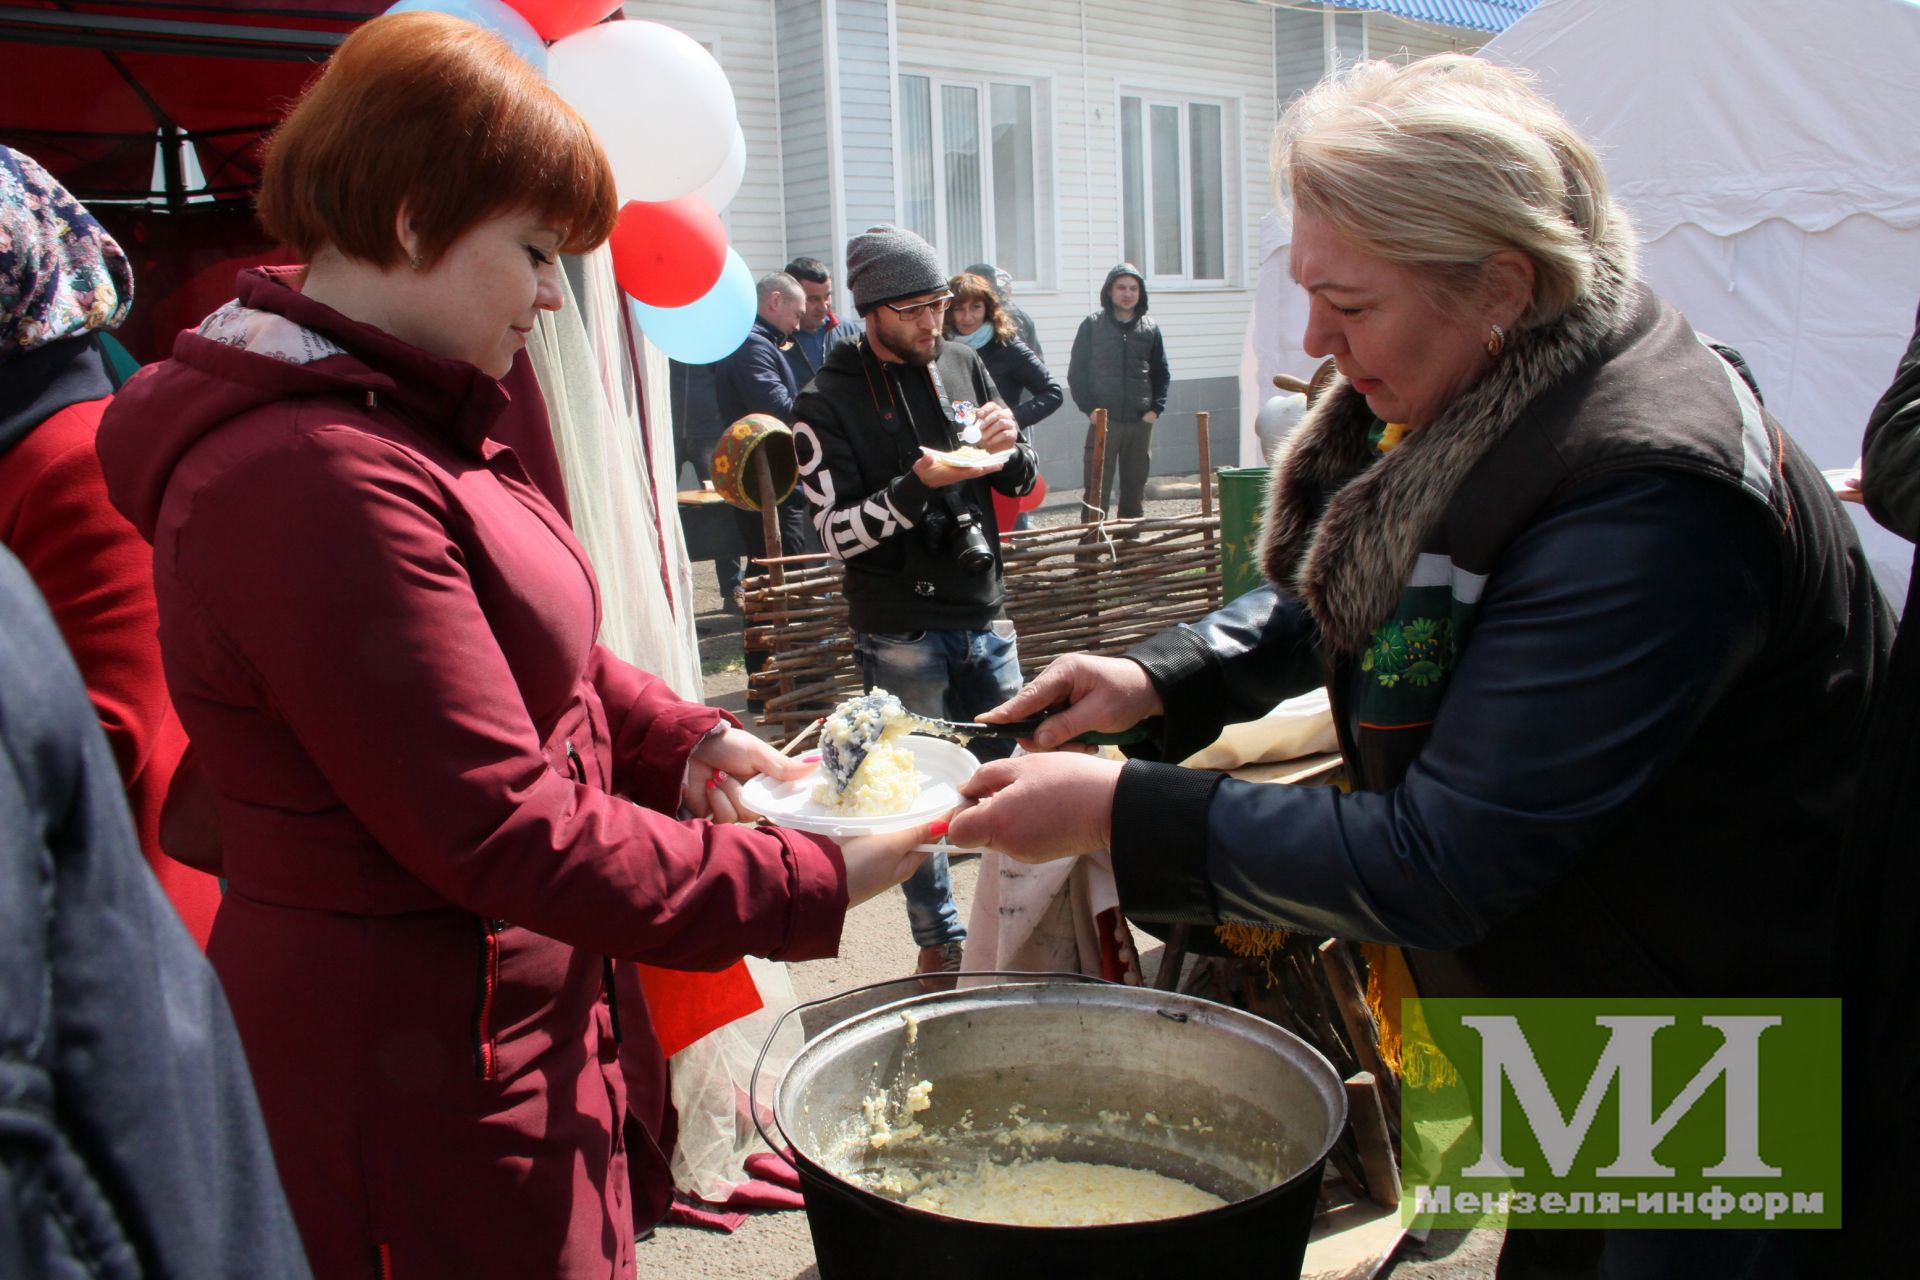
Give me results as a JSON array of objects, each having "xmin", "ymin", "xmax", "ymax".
[{"xmin": 846, "ymin": 224, "xmax": 947, "ymax": 315}]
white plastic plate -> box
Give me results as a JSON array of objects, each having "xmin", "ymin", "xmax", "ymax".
[
  {"xmin": 918, "ymin": 444, "xmax": 1012, "ymax": 473},
  {"xmin": 740, "ymin": 735, "xmax": 977, "ymax": 838}
]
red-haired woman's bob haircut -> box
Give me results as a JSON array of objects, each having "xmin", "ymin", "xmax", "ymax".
[{"xmin": 257, "ymin": 11, "xmax": 619, "ymax": 269}]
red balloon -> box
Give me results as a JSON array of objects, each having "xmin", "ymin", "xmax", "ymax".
[
  {"xmin": 502, "ymin": 0, "xmax": 619, "ymax": 42},
  {"xmin": 609, "ymin": 196, "xmax": 728, "ymax": 309}
]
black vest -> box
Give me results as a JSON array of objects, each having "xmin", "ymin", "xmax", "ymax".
[{"xmin": 1327, "ymin": 292, "xmax": 1884, "ymax": 997}]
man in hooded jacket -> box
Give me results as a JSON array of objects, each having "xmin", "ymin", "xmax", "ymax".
[{"xmin": 1067, "ymin": 263, "xmax": 1169, "ymax": 518}]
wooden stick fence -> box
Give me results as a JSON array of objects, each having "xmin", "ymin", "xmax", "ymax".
[{"xmin": 740, "ymin": 411, "xmax": 1226, "ymax": 734}]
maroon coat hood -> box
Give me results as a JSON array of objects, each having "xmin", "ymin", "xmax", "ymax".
[{"xmin": 99, "ymin": 267, "xmax": 509, "ymax": 541}]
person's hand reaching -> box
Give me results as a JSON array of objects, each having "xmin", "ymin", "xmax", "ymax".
[
  {"xmin": 840, "ymin": 821, "xmax": 946, "ymax": 906},
  {"xmin": 684, "ymin": 727, "xmax": 809, "ymax": 824},
  {"xmin": 975, "ymin": 653, "xmax": 1162, "ymax": 750},
  {"xmin": 947, "ymin": 754, "xmax": 1122, "ymax": 861}
]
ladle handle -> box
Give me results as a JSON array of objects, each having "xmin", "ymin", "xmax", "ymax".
[
  {"xmin": 748, "ymin": 970, "xmax": 1115, "ymax": 1158},
  {"xmin": 948, "ymin": 717, "xmax": 1150, "ymax": 746}
]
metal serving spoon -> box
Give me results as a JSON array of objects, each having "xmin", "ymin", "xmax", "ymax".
[{"xmin": 817, "ymin": 690, "xmax": 1148, "ymax": 799}]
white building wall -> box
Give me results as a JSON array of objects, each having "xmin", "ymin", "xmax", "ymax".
[
  {"xmin": 895, "ymin": 0, "xmax": 1274, "ymax": 386},
  {"xmin": 625, "ymin": 2, "xmax": 789, "ymax": 277},
  {"xmin": 775, "ymin": 0, "xmax": 835, "ymax": 271},
  {"xmin": 834, "ymin": 0, "xmax": 899, "ymax": 243}
]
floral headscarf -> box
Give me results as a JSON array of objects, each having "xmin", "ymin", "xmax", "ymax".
[{"xmin": 0, "ymin": 146, "xmax": 133, "ymax": 355}]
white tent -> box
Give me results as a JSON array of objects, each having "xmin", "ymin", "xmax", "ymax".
[{"xmin": 1243, "ymin": 0, "xmax": 1920, "ymax": 601}]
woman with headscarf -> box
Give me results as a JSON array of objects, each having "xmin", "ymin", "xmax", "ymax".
[
  {"xmin": 0, "ymin": 145, "xmax": 222, "ymax": 944},
  {"xmin": 950, "ymin": 56, "xmax": 1887, "ymax": 1277},
  {"xmin": 94, "ymin": 15, "xmax": 934, "ymax": 1278}
]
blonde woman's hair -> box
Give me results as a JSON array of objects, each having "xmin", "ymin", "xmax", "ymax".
[{"xmin": 1272, "ymin": 55, "xmax": 1627, "ymax": 328}]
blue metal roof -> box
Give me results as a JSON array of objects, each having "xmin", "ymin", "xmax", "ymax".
[{"xmin": 1318, "ymin": 0, "xmax": 1539, "ymax": 36}]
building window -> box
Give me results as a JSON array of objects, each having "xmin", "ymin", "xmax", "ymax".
[
  {"xmin": 1120, "ymin": 93, "xmax": 1229, "ymax": 284},
  {"xmin": 900, "ymin": 72, "xmax": 1046, "ymax": 285}
]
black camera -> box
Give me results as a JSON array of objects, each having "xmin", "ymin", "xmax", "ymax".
[{"xmin": 922, "ymin": 493, "xmax": 996, "ymax": 574}]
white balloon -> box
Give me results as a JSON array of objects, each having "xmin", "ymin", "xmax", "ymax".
[
  {"xmin": 549, "ymin": 21, "xmax": 739, "ymax": 203},
  {"xmin": 691, "ymin": 122, "xmax": 746, "ymax": 213}
]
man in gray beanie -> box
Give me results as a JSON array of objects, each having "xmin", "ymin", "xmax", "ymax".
[
  {"xmin": 845, "ymin": 223, "xmax": 949, "ymax": 322},
  {"xmin": 793, "ymin": 225, "xmax": 1040, "ymax": 988}
]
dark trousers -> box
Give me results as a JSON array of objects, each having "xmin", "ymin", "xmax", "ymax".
[{"xmin": 1081, "ymin": 417, "xmax": 1153, "ymax": 519}]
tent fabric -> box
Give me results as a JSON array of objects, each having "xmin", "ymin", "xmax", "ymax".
[
  {"xmin": 1244, "ymin": 0, "xmax": 1920, "ymax": 605},
  {"xmin": 527, "ymin": 249, "xmax": 704, "ymax": 698},
  {"xmin": 1, "ymin": 1, "xmax": 376, "ymax": 204},
  {"xmin": 1317, "ymin": 0, "xmax": 1534, "ymax": 36},
  {"xmin": 1481, "ymin": 0, "xmax": 1920, "ymax": 240}
]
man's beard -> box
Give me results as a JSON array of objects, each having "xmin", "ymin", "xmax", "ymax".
[{"xmin": 871, "ymin": 326, "xmax": 937, "ymax": 367}]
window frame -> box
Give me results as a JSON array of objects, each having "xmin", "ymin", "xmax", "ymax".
[
  {"xmin": 1117, "ymin": 87, "xmax": 1238, "ymax": 290},
  {"xmin": 897, "ymin": 66, "xmax": 1054, "ymax": 291}
]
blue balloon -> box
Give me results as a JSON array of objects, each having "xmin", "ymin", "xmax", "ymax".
[
  {"xmin": 383, "ymin": 0, "xmax": 548, "ymax": 74},
  {"xmin": 629, "ymin": 249, "xmax": 757, "ymax": 365}
]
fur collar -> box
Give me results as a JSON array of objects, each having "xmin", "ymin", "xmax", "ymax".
[{"xmin": 1259, "ymin": 221, "xmax": 1642, "ymax": 655}]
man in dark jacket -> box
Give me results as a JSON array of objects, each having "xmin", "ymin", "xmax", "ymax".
[
  {"xmin": 1067, "ymin": 263, "xmax": 1170, "ymax": 518},
  {"xmin": 716, "ymin": 272, "xmax": 811, "ymax": 562},
  {"xmin": 783, "ymin": 256, "xmax": 864, "ymax": 388},
  {"xmin": 0, "ymin": 545, "xmax": 312, "ymax": 1279},
  {"xmin": 794, "ymin": 224, "xmax": 1038, "ymax": 987}
]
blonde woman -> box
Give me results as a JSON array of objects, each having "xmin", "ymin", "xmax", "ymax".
[{"xmin": 955, "ymin": 56, "xmax": 1884, "ymax": 1277}]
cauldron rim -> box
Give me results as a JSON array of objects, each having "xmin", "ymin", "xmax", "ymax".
[{"xmin": 772, "ymin": 979, "xmax": 1351, "ymax": 1226}]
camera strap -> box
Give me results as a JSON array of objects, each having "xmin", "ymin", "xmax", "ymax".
[{"xmin": 858, "ymin": 338, "xmax": 961, "ymax": 473}]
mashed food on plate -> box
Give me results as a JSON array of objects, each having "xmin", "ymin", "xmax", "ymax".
[{"xmin": 812, "ymin": 691, "xmax": 923, "ymax": 815}]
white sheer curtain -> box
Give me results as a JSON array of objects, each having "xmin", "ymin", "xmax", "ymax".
[
  {"xmin": 527, "ymin": 248, "xmax": 703, "ymax": 698},
  {"xmin": 529, "ymin": 252, "xmax": 807, "ymax": 1201}
]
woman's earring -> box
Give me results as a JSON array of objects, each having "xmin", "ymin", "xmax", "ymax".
[
  {"xmin": 409, "ymin": 255, "xmax": 424, "ymax": 272},
  {"xmin": 1486, "ymin": 323, "xmax": 1507, "ymax": 359}
]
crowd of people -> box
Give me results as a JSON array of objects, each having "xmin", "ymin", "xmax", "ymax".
[{"xmin": 3, "ymin": 10, "xmax": 1914, "ymax": 1280}]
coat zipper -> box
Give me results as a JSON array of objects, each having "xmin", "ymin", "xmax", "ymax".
[
  {"xmin": 472, "ymin": 915, "xmax": 500, "ymax": 1080},
  {"xmin": 563, "ymin": 737, "xmax": 625, "ymax": 1046}
]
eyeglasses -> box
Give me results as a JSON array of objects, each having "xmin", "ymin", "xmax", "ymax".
[{"xmin": 882, "ymin": 294, "xmax": 953, "ymax": 319}]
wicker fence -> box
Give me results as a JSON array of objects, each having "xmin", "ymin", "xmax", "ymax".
[{"xmin": 743, "ymin": 511, "xmax": 1224, "ymax": 737}]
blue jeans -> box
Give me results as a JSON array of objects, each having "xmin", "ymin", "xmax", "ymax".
[{"xmin": 853, "ymin": 622, "xmax": 1024, "ymax": 947}]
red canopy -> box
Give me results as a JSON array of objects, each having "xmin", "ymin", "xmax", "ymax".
[
  {"xmin": 1, "ymin": 2, "xmax": 382, "ymax": 358},
  {"xmin": 2, "ymin": 1, "xmax": 380, "ymax": 204}
]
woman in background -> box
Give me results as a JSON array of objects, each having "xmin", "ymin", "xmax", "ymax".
[
  {"xmin": 944, "ymin": 269, "xmax": 1061, "ymax": 432},
  {"xmin": 97, "ymin": 15, "xmax": 929, "ymax": 1277},
  {"xmin": 0, "ymin": 145, "xmax": 221, "ymax": 944}
]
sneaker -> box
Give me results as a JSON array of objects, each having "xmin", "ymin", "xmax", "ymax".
[{"xmin": 915, "ymin": 941, "xmax": 964, "ymax": 992}]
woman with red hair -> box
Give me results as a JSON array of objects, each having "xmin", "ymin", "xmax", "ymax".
[{"xmin": 97, "ymin": 14, "xmax": 931, "ymax": 1277}]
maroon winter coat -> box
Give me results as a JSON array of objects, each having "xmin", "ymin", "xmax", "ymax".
[{"xmin": 97, "ymin": 267, "xmax": 849, "ymax": 1280}]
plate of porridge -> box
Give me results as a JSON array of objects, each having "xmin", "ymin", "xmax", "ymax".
[{"xmin": 733, "ymin": 721, "xmax": 975, "ymax": 840}]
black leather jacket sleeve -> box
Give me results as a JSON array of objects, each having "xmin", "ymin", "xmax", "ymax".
[
  {"xmin": 1125, "ymin": 586, "xmax": 1325, "ymax": 765},
  {"xmin": 1111, "ymin": 469, "xmax": 1780, "ymax": 949},
  {"xmin": 1863, "ymin": 302, "xmax": 1920, "ymax": 544}
]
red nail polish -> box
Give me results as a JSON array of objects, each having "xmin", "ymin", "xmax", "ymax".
[
  {"xmin": 927, "ymin": 820, "xmax": 950, "ymax": 839},
  {"xmin": 705, "ymin": 775, "xmax": 720, "ymax": 790}
]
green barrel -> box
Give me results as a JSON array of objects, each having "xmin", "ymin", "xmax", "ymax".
[{"xmin": 1217, "ymin": 466, "xmax": 1272, "ymax": 603}]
